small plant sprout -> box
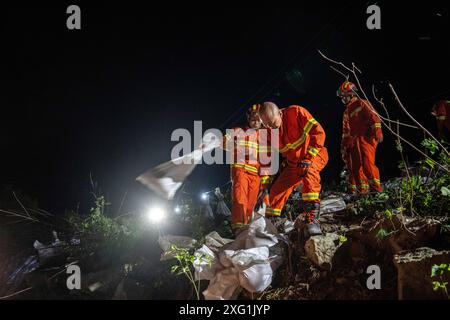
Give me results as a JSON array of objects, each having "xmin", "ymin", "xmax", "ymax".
[{"xmin": 431, "ymin": 263, "xmax": 450, "ymax": 300}]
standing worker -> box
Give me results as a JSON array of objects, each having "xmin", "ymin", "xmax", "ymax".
[
  {"xmin": 223, "ymin": 104, "xmax": 271, "ymax": 235},
  {"xmin": 258, "ymin": 102, "xmax": 328, "ymax": 237},
  {"xmin": 341, "ymin": 105, "xmax": 367, "ymax": 194},
  {"xmin": 337, "ymin": 81, "xmax": 383, "ymax": 193}
]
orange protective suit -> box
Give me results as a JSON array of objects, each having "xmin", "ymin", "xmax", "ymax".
[
  {"xmin": 342, "ymin": 98, "xmax": 382, "ymax": 193},
  {"xmin": 342, "ymin": 109, "xmax": 368, "ymax": 193},
  {"xmin": 224, "ymin": 127, "xmax": 271, "ymax": 229},
  {"xmin": 265, "ymin": 106, "xmax": 328, "ymax": 217}
]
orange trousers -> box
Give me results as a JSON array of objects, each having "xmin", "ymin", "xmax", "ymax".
[
  {"xmin": 344, "ymin": 152, "xmax": 367, "ymax": 193},
  {"xmin": 231, "ymin": 168, "xmax": 260, "ymax": 228},
  {"xmin": 266, "ymin": 147, "xmax": 328, "ymax": 217},
  {"xmin": 349, "ymin": 136, "xmax": 382, "ymax": 192}
]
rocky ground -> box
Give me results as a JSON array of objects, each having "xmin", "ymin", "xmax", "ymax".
[
  {"xmin": 258, "ymin": 200, "xmax": 450, "ymax": 300},
  {"xmin": 1, "ymin": 193, "xmax": 450, "ymax": 300}
]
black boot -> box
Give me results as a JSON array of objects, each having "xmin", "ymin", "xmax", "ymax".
[{"xmin": 301, "ymin": 202, "xmax": 322, "ymax": 237}]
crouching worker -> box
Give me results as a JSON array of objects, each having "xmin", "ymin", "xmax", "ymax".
[
  {"xmin": 258, "ymin": 102, "xmax": 328, "ymax": 237},
  {"xmin": 223, "ymin": 104, "xmax": 272, "ymax": 235}
]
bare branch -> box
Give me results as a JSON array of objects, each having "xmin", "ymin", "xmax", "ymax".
[
  {"xmin": 329, "ymin": 66, "xmax": 349, "ymax": 80},
  {"xmin": 318, "ymin": 50, "xmax": 450, "ymax": 174},
  {"xmin": 12, "ymin": 191, "xmax": 31, "ymax": 218}
]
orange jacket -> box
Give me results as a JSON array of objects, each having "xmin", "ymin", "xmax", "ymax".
[
  {"xmin": 223, "ymin": 127, "xmax": 272, "ymax": 186},
  {"xmin": 344, "ymin": 99, "xmax": 382, "ymax": 141},
  {"xmin": 277, "ymin": 105, "xmax": 326, "ymax": 165},
  {"xmin": 341, "ymin": 110, "xmax": 352, "ymax": 155},
  {"xmin": 433, "ymin": 100, "xmax": 450, "ymax": 130}
]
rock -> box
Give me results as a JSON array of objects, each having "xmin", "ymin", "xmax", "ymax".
[
  {"xmin": 304, "ymin": 233, "xmax": 341, "ymax": 270},
  {"xmin": 394, "ymin": 247, "xmax": 450, "ymax": 300},
  {"xmin": 347, "ymin": 216, "xmax": 441, "ymax": 254}
]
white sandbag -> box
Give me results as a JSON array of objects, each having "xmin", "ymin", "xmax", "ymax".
[
  {"xmin": 214, "ymin": 187, "xmax": 231, "ymax": 218},
  {"xmin": 202, "ymin": 267, "xmax": 241, "ymax": 300},
  {"xmin": 158, "ymin": 235, "xmax": 197, "ymax": 260},
  {"xmin": 228, "ymin": 247, "xmax": 270, "ymax": 270},
  {"xmin": 320, "ymin": 196, "xmax": 347, "ymax": 214},
  {"xmin": 244, "ymin": 216, "xmax": 279, "ymax": 249},
  {"xmin": 136, "ymin": 132, "xmax": 221, "ymax": 200},
  {"xmin": 239, "ymin": 263, "xmax": 273, "ymax": 293},
  {"xmin": 204, "ymin": 231, "xmax": 233, "ymax": 252}
]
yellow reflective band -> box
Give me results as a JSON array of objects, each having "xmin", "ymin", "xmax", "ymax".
[
  {"xmin": 359, "ymin": 184, "xmax": 369, "ymax": 189},
  {"xmin": 302, "ymin": 193, "xmax": 320, "ymax": 200},
  {"xmin": 232, "ymin": 163, "xmax": 259, "ymax": 173},
  {"xmin": 370, "ymin": 179, "xmax": 381, "ymax": 185},
  {"xmin": 260, "ymin": 176, "xmax": 270, "ymax": 184},
  {"xmin": 224, "ymin": 133, "xmax": 232, "ymax": 141},
  {"xmin": 266, "ymin": 208, "xmax": 282, "ymax": 216},
  {"xmin": 279, "ymin": 118, "xmax": 318, "ymax": 153},
  {"xmin": 350, "ymin": 106, "xmax": 362, "ymax": 118},
  {"xmin": 307, "ymin": 146, "xmax": 320, "ymax": 157},
  {"xmin": 232, "ymin": 222, "xmax": 247, "ymax": 228},
  {"xmin": 372, "ymin": 123, "xmax": 382, "ymax": 129},
  {"xmin": 437, "ymin": 116, "xmax": 447, "ymax": 121}
]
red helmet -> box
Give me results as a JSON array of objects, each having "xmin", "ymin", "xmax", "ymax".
[
  {"xmin": 246, "ymin": 104, "xmax": 261, "ymax": 118},
  {"xmin": 337, "ymin": 81, "xmax": 358, "ymax": 97}
]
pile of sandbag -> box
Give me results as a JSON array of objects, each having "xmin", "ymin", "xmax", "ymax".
[{"xmin": 159, "ymin": 216, "xmax": 283, "ymax": 300}]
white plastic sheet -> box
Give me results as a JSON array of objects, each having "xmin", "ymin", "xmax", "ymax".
[{"xmin": 136, "ymin": 132, "xmax": 221, "ymax": 200}]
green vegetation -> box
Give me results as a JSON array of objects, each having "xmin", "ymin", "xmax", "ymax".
[{"xmin": 431, "ymin": 263, "xmax": 450, "ymax": 299}]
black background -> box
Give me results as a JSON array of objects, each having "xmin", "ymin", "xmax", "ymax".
[{"xmin": 1, "ymin": 1, "xmax": 449, "ymax": 214}]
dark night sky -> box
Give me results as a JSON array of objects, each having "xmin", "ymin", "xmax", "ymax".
[{"xmin": 1, "ymin": 1, "xmax": 449, "ymax": 214}]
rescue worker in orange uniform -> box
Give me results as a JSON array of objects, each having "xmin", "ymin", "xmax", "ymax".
[
  {"xmin": 258, "ymin": 102, "xmax": 328, "ymax": 237},
  {"xmin": 431, "ymin": 100, "xmax": 450, "ymax": 141},
  {"xmin": 337, "ymin": 81, "xmax": 383, "ymax": 193},
  {"xmin": 223, "ymin": 104, "xmax": 271, "ymax": 234},
  {"xmin": 341, "ymin": 107, "xmax": 367, "ymax": 194}
]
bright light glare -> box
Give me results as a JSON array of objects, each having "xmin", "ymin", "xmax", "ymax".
[
  {"xmin": 174, "ymin": 206, "xmax": 181, "ymax": 213},
  {"xmin": 201, "ymin": 193, "xmax": 208, "ymax": 200},
  {"xmin": 147, "ymin": 206, "xmax": 166, "ymax": 223}
]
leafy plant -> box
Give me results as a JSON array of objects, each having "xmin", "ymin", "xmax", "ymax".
[
  {"xmin": 66, "ymin": 194, "xmax": 143, "ymax": 262},
  {"xmin": 376, "ymin": 228, "xmax": 389, "ymax": 240},
  {"xmin": 338, "ymin": 235, "xmax": 348, "ymax": 244},
  {"xmin": 169, "ymin": 244, "xmax": 213, "ymax": 300},
  {"xmin": 422, "ymin": 138, "xmax": 439, "ymax": 155},
  {"xmin": 431, "ymin": 263, "xmax": 450, "ymax": 300}
]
